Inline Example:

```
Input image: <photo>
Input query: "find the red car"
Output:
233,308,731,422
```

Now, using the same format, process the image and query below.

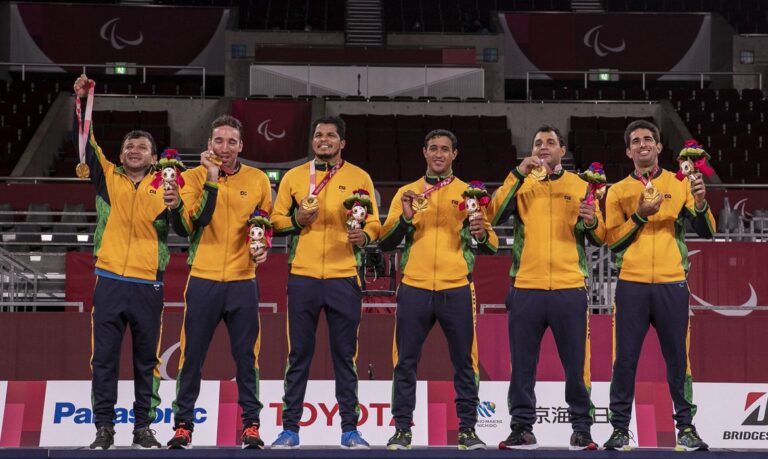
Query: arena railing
0,62,208,99
525,70,763,100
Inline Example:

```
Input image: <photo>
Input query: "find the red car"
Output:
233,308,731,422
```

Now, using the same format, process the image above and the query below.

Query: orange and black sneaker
242,423,264,449
167,422,193,449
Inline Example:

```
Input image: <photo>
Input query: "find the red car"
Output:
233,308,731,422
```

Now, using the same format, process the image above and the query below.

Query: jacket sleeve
169,170,218,237
605,186,646,253
487,168,525,225
270,172,302,236
682,178,716,238
378,187,412,252
258,173,274,215
474,215,499,254
361,174,382,245
583,182,607,246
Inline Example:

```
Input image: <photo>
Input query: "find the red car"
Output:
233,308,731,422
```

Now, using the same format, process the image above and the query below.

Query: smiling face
208,125,243,170
531,130,566,168
423,135,457,177
119,136,155,172
312,123,345,162
626,127,662,170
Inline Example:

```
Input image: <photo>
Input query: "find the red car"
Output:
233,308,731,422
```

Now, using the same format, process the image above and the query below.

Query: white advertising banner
474,382,637,448
258,380,429,447
694,383,768,448
39,381,219,447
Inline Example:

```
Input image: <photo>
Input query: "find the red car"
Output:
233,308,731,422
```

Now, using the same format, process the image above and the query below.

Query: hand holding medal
74,74,95,179
519,156,552,181
409,175,455,214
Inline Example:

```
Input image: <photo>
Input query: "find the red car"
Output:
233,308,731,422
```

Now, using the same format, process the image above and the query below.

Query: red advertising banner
230,100,312,163
501,12,710,79
2,312,767,383
687,242,767,315
10,4,227,73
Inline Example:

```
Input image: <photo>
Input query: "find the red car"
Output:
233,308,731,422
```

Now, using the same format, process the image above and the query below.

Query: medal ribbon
75,82,95,166
309,160,344,196
421,175,455,198
634,165,659,187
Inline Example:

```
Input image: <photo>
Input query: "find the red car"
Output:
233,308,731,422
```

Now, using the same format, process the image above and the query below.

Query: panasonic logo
53,402,207,424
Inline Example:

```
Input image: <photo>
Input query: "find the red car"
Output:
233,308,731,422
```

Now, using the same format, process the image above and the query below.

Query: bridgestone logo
723,431,768,440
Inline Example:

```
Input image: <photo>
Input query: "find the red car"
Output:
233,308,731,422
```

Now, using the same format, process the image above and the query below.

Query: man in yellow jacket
488,125,605,451
603,120,714,452
270,116,380,449
74,75,165,450
379,129,498,451
165,115,272,449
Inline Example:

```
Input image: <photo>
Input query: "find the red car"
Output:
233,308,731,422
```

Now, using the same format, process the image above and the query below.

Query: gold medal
75,162,90,179
411,196,429,213
206,151,223,167
529,166,547,181
301,195,319,211
642,184,661,203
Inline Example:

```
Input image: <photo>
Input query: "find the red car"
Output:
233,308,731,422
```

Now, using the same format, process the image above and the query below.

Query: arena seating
0,78,61,175
604,0,768,33
341,113,514,182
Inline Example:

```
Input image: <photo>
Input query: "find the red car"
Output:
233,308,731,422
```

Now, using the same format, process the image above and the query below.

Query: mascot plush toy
343,189,374,231
459,181,491,221
247,209,272,253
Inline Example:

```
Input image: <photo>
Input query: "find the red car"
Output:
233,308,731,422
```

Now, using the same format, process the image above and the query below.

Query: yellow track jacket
270,160,381,279
171,164,273,282
379,175,499,291
487,168,606,290
76,100,169,282
605,168,715,283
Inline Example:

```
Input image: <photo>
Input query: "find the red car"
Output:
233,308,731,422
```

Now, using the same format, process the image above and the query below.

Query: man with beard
165,115,272,449
487,125,604,451
270,116,380,449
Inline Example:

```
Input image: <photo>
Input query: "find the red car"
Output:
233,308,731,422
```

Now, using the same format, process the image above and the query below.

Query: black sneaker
242,423,264,449
89,425,115,450
458,428,486,450
499,425,538,450
386,428,413,450
167,422,193,449
676,427,709,451
569,431,597,451
603,427,632,451
132,426,161,449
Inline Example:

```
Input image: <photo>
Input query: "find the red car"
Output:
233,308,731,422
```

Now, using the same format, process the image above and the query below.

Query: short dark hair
531,124,565,148
423,129,458,150
210,114,243,139
312,116,346,140
624,120,660,147
122,130,157,156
